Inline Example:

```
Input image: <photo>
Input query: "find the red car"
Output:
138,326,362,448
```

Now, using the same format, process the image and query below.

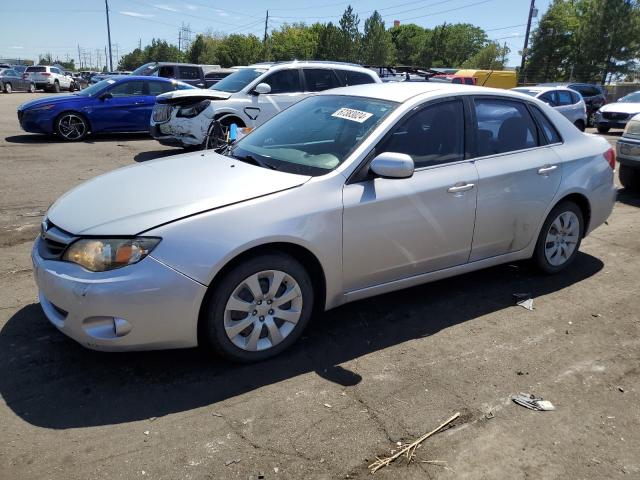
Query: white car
512,86,588,131
594,90,640,133
24,65,73,93
616,113,640,189
150,61,381,149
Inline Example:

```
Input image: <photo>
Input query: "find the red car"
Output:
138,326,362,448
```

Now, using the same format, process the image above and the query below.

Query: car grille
152,104,172,123
603,112,629,121
38,219,77,260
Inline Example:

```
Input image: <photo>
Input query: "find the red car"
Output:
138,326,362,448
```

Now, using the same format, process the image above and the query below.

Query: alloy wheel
223,270,303,352
57,114,86,140
544,211,580,266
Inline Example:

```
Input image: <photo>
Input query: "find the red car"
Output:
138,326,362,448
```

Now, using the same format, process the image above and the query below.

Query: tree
269,23,319,61
360,11,395,65
462,41,510,69
338,5,361,62
314,22,344,60
217,34,263,66
390,24,427,65
118,48,145,70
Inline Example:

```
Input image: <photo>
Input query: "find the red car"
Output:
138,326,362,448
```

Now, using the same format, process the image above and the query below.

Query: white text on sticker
332,108,373,123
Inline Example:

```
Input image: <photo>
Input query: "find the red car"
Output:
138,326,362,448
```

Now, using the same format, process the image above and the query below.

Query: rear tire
28,83,35,93
202,252,314,362
619,164,640,191
4,83,11,94
574,119,585,132
533,201,584,274
597,126,610,134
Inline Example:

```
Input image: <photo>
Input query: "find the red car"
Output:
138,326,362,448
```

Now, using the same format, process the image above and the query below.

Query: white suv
150,61,381,148
24,65,73,93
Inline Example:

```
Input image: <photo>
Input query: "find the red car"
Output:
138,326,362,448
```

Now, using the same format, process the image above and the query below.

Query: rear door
555,89,580,123
470,97,562,261
342,98,478,291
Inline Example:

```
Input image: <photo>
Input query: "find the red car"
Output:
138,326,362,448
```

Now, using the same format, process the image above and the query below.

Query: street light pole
519,0,536,85
105,0,114,71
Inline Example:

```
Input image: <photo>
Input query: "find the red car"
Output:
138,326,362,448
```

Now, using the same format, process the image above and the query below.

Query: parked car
17,76,195,141
131,62,225,88
0,68,35,93
539,82,606,126
89,71,130,84
615,113,640,190
150,61,381,149
454,69,517,89
512,86,587,130
32,83,615,361
24,65,73,92
64,71,88,91
593,90,640,133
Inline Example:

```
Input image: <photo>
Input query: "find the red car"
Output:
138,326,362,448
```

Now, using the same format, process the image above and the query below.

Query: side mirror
253,83,271,95
370,152,414,179
99,92,113,101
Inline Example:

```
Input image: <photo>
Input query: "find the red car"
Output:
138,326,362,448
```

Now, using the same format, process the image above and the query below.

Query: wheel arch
197,242,327,345
213,111,246,127
554,192,592,237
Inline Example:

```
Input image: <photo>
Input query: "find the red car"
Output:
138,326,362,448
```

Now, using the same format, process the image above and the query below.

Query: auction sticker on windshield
332,107,373,123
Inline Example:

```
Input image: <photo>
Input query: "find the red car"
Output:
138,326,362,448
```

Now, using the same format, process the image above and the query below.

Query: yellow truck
455,69,517,89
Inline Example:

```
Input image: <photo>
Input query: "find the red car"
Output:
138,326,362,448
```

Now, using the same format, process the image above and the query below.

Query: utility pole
263,10,269,44
178,29,182,52
105,0,114,71
77,44,82,69
139,38,142,50
519,0,536,85
105,47,108,70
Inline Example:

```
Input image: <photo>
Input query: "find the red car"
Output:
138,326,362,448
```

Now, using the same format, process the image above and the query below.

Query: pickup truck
130,62,235,89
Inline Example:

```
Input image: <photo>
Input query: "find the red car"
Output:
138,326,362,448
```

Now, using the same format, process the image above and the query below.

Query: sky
0,0,552,68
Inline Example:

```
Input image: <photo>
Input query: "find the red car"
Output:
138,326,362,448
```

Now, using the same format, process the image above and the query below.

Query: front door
470,97,562,261
342,99,478,292
249,69,306,127
89,80,146,132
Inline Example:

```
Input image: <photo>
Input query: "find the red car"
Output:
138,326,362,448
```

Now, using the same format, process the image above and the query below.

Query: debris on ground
323,403,332,408
513,293,534,310
618,386,625,393
512,393,556,411
368,412,460,474
225,459,241,466
211,412,223,417
143,430,150,435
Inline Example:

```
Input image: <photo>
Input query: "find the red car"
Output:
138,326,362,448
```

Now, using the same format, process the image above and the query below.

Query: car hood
600,102,640,114
19,94,85,110
157,89,233,103
47,151,311,235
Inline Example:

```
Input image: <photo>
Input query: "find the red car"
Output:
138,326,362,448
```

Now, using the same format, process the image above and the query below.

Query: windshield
131,62,158,76
229,95,397,176
619,92,640,103
512,88,541,97
210,68,265,93
75,78,117,96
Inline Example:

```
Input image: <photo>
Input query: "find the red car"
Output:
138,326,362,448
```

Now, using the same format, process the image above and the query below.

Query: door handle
447,183,475,193
538,165,558,175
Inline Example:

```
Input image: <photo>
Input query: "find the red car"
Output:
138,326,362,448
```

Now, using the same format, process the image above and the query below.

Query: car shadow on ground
0,253,603,429
134,149,184,162
4,133,152,144
616,187,640,208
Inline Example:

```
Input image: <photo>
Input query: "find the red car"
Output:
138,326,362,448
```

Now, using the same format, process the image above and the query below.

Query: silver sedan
32,83,616,361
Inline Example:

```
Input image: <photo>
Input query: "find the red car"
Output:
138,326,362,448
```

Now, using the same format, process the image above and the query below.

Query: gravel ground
1,92,638,480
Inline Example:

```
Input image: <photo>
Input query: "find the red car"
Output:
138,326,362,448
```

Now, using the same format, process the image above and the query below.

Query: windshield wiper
229,153,278,170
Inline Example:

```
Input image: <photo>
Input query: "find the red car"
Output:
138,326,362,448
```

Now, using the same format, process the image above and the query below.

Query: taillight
41,72,51,77
604,147,616,169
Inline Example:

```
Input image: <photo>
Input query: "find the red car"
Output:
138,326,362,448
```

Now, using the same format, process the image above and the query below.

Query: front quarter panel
146,174,346,310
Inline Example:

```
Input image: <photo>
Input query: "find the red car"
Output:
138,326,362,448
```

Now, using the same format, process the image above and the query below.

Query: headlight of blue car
177,100,211,118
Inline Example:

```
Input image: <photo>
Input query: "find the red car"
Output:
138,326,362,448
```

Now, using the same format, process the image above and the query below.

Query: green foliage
462,42,510,69
339,5,361,62
390,24,427,65
360,11,395,65
118,39,184,70
269,23,320,61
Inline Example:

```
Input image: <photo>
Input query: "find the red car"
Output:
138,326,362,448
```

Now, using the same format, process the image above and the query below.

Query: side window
538,91,557,107
108,81,145,97
158,65,175,78
303,69,340,92
474,98,539,156
263,69,301,94
337,70,375,86
570,91,581,104
50,68,60,75
5,69,16,76
530,106,562,144
557,90,574,106
178,66,200,80
464,78,474,85
147,80,175,96
381,100,465,168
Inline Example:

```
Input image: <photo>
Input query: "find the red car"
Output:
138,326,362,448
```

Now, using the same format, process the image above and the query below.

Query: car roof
513,86,575,93
251,60,372,73
317,82,527,103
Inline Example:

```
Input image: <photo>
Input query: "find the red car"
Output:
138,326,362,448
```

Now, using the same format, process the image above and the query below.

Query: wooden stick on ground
368,412,460,474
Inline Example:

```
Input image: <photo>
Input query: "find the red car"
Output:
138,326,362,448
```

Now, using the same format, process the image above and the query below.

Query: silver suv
24,65,73,93
150,61,381,148
512,86,588,131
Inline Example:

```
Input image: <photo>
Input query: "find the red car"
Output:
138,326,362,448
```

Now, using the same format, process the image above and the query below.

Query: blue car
17,76,195,141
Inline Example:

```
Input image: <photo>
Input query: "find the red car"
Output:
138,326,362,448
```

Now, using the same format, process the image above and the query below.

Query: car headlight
177,99,211,118
62,237,161,272
623,119,640,136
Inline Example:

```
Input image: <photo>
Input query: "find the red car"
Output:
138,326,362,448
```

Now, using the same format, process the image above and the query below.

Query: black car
0,68,35,93
539,82,607,126
130,62,229,88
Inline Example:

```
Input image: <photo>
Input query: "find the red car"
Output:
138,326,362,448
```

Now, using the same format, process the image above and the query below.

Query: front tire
54,112,89,141
202,253,314,362
28,83,35,93
597,126,610,134
619,164,640,190
533,201,584,274
4,83,11,94
52,81,60,93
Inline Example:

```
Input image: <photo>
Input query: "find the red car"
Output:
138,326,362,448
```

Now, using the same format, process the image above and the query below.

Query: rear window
303,69,340,92
26,66,47,72
178,66,200,80
512,88,542,98
530,106,562,144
